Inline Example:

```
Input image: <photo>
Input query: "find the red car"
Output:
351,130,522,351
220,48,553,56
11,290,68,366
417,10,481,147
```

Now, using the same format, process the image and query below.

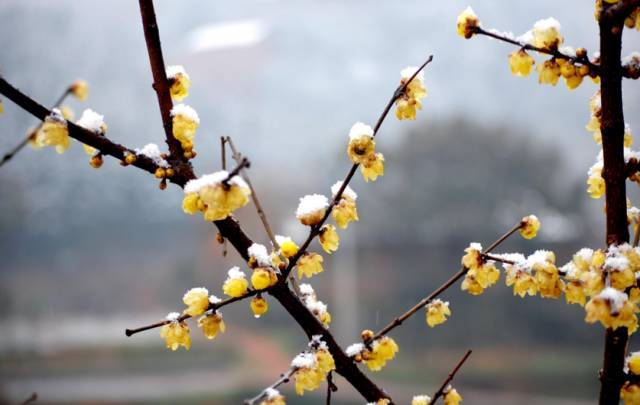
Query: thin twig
125,289,259,336
367,222,522,343
0,87,70,168
428,350,472,405
326,371,337,405
244,367,298,405
221,137,229,256
281,54,434,280
20,392,37,405
472,26,599,73
481,253,515,265
224,136,303,296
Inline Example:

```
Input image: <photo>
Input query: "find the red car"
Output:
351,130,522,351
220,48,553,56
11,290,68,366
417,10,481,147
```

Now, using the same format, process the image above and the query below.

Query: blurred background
1,0,640,404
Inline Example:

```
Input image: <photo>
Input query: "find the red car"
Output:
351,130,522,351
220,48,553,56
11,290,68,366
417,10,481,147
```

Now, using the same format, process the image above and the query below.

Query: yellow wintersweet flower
506,270,538,297
587,163,605,199
520,215,540,239
363,336,399,372
252,267,278,290
297,253,324,279
276,235,299,259
534,264,564,299
531,18,563,50
182,193,202,214
347,122,376,165
396,66,428,121
319,224,340,254
291,353,323,395
160,313,191,351
251,295,269,318
183,171,251,221
456,6,480,39
561,63,583,90
564,280,587,306
70,80,89,101
621,382,640,405
585,287,638,332
538,59,561,85
509,49,535,77
461,243,483,270
627,352,640,375
315,348,336,374
461,272,485,295
166,65,191,102
444,386,462,405
426,299,451,327
198,311,226,340
171,103,199,149
296,194,329,226
331,181,359,229
223,267,249,298
411,395,432,405
183,287,210,316
361,152,385,182
33,109,70,154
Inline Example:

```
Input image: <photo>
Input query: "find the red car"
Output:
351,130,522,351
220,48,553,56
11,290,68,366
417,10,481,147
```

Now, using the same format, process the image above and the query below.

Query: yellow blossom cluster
396,66,428,120
160,312,191,351
166,65,191,102
358,331,399,372
182,170,251,221
291,339,336,396
30,109,70,154
461,243,500,295
347,122,385,182
426,299,451,327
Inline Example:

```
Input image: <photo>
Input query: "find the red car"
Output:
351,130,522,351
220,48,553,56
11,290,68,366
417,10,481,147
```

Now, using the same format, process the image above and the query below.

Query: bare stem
244,367,298,405
282,55,434,280
428,350,472,405
368,222,522,342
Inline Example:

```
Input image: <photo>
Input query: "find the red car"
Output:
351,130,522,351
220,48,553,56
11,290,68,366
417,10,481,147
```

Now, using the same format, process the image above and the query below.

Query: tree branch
367,222,522,343
281,55,434,280
472,26,599,73
138,0,192,172
603,0,640,23
428,350,472,405
598,2,631,403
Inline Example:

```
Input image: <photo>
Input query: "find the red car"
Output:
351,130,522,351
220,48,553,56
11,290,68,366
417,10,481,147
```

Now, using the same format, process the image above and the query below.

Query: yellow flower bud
250,296,269,318
183,287,210,317
252,267,276,290
456,6,480,39
520,215,540,239
198,311,226,340
70,80,89,101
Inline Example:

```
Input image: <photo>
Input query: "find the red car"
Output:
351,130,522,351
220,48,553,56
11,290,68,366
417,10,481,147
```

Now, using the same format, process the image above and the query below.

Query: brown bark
598,4,630,404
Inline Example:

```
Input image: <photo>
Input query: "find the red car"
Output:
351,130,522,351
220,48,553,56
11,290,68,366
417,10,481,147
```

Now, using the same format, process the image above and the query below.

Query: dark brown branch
281,55,434,280
480,253,515,265
0,87,70,168
368,222,522,343
244,367,298,405
138,0,192,172
603,0,640,22
598,2,631,403
428,350,472,405
125,290,259,336
20,392,37,405
473,26,599,73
